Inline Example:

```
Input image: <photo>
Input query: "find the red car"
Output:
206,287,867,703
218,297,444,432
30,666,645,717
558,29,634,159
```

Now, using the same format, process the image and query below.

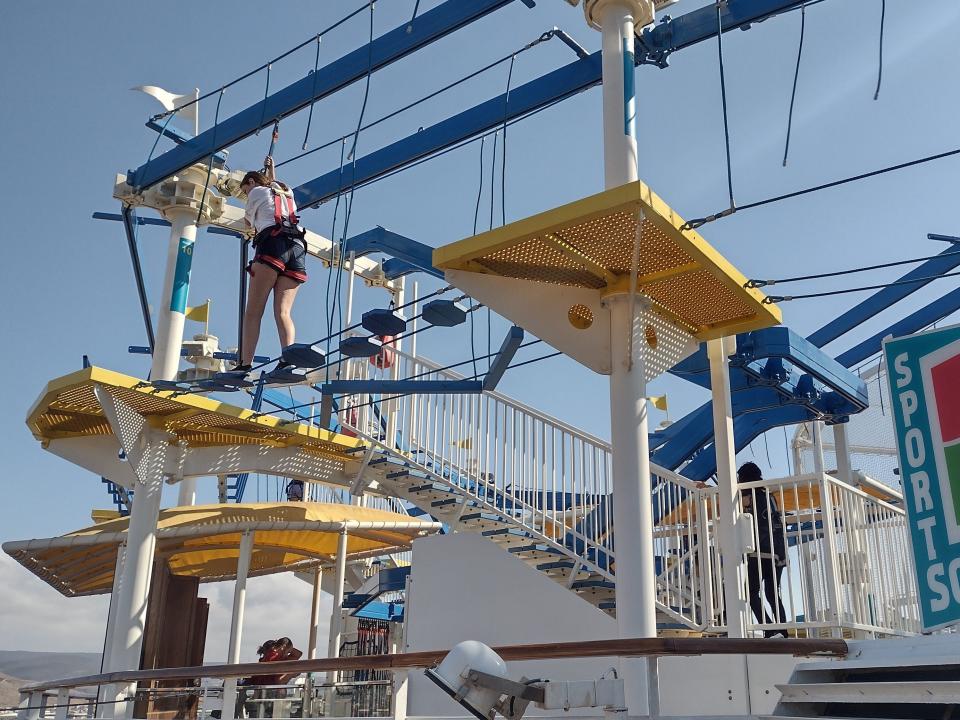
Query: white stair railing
338,345,709,627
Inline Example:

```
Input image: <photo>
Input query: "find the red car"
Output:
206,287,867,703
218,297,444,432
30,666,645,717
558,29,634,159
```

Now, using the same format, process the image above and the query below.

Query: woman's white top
245,183,298,234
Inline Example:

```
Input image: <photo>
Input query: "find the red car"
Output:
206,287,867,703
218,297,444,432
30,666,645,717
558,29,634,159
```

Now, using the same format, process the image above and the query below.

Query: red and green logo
927,347,960,526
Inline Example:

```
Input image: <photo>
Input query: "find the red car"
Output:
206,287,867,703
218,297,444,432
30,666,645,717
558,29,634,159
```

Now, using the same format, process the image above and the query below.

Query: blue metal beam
345,226,443,278
836,286,960,368
806,246,960,348
321,379,483,394
93,211,171,228
636,0,806,68
146,120,228,166
120,206,156,353
128,0,530,191
483,326,525,390
294,51,604,207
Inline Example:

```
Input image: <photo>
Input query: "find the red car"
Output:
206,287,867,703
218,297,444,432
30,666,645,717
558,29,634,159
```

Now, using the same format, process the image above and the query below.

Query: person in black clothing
738,462,789,638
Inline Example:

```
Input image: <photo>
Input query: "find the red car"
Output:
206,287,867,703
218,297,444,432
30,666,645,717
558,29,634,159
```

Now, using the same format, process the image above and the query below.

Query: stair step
776,681,960,704
459,512,514,532
509,544,564,562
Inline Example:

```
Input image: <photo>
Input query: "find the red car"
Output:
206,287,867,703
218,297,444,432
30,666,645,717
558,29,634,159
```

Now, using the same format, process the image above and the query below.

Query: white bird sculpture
131,85,199,136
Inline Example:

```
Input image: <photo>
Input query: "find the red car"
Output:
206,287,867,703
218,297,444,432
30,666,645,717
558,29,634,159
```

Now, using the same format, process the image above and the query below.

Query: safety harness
269,185,305,240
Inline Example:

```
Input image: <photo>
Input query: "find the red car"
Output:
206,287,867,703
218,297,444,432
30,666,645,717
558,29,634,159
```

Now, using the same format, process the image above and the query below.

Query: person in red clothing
242,638,303,717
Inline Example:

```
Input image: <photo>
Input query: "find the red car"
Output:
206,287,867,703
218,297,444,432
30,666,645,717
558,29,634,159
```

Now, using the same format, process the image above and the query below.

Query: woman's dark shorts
251,228,307,283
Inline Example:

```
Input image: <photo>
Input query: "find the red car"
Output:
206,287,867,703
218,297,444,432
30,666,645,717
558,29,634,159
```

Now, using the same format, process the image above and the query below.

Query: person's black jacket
750,488,788,566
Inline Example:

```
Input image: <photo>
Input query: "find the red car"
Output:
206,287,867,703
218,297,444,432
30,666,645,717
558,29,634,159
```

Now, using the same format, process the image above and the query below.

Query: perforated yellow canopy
3,503,440,597
27,366,361,459
433,181,781,339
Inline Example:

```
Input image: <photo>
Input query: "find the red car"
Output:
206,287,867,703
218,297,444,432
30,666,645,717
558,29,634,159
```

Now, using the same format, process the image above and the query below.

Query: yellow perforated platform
433,181,781,339
27,367,362,460
4,503,437,596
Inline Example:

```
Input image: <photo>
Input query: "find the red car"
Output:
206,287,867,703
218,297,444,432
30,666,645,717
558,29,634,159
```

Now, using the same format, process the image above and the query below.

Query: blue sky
1,0,959,653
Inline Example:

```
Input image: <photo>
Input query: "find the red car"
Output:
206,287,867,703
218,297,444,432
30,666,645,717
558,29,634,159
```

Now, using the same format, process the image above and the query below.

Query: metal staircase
334,345,714,630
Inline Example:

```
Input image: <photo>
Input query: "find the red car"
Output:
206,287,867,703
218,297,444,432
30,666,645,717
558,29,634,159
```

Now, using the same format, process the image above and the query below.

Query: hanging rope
302,34,323,150
329,0,376,354
195,88,226,225
406,0,422,33
489,131,499,230
278,29,558,171
501,54,516,227
716,1,737,214
873,0,886,101
473,136,486,234
782,5,805,167
256,64,272,135
762,270,960,304
746,249,960,288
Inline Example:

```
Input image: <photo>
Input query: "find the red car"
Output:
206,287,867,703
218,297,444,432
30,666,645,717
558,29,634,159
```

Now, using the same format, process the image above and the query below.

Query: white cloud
0,555,332,664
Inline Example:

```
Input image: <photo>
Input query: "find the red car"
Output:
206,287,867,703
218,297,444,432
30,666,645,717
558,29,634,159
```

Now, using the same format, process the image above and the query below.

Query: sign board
883,324,960,631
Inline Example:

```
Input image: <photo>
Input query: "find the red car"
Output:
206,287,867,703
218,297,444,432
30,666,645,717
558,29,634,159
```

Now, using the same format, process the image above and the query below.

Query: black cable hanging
195,88,226,225
684,145,960,231
302,34,323,150
746,249,960,288
473,136,486,235
716,1,737,215
256,63,272,135
762,269,960,304
782,5,805,167
873,0,886,101
278,29,558,171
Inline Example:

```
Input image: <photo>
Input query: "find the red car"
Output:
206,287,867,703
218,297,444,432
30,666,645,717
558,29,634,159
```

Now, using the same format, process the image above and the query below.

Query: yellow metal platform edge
26,366,364,452
432,180,782,333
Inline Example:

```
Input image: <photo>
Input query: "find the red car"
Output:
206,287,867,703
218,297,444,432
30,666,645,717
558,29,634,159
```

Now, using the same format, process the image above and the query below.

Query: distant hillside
0,652,101,683
0,673,25,708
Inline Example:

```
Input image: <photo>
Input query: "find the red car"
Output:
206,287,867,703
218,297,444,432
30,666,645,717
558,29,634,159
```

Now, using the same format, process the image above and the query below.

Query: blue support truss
127,0,533,191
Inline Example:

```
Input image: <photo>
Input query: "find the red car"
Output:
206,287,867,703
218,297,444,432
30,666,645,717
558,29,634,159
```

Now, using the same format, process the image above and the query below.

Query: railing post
18,691,42,720
813,422,843,636
707,336,749,637
54,689,69,720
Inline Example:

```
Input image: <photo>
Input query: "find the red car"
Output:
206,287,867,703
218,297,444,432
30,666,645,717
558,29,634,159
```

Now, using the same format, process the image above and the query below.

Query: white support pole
152,208,199,382
707,337,749,638
596,0,653,713
327,530,349,661
307,567,324,660
97,542,127,715
222,530,255,720
108,477,163,675
833,422,853,485
599,2,640,190
176,477,197,506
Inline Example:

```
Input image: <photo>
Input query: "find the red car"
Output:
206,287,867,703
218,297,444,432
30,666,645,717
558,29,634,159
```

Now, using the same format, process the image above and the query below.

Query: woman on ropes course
233,155,307,374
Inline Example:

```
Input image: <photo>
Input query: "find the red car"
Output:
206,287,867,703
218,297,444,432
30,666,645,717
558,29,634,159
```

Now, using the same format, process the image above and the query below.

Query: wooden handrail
21,637,847,693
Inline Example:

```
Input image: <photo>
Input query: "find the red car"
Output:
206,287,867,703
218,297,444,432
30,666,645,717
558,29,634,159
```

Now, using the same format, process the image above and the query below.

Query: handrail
21,637,847,693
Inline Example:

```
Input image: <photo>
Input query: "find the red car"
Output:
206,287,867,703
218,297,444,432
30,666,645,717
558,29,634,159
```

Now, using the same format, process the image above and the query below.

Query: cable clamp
744,279,771,289
761,295,788,305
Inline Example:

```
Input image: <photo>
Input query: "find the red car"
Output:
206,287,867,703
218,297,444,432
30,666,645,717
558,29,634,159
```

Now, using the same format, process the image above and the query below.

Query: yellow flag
648,395,668,412
185,300,210,323
452,437,473,449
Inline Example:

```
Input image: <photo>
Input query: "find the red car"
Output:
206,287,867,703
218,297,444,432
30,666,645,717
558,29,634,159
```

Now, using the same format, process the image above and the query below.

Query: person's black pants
746,556,787,636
